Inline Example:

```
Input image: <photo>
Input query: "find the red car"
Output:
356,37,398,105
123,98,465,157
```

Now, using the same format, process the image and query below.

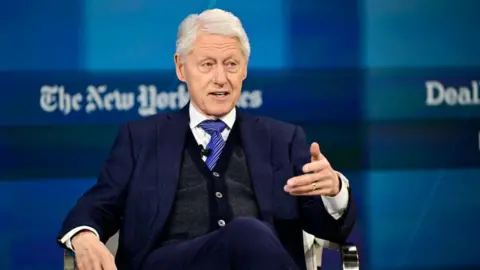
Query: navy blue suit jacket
58,105,356,270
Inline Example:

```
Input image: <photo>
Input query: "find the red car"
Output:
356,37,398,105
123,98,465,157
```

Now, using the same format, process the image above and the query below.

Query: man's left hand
284,142,340,197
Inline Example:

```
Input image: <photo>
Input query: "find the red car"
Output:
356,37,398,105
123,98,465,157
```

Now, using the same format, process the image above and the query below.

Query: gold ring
312,182,317,192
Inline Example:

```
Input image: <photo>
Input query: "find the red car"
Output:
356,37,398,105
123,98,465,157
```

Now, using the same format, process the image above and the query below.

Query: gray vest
158,130,260,246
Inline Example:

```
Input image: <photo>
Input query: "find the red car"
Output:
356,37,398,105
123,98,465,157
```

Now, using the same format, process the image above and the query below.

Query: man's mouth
209,91,230,97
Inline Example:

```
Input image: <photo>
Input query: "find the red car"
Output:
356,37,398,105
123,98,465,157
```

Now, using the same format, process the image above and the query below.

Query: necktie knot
199,120,227,135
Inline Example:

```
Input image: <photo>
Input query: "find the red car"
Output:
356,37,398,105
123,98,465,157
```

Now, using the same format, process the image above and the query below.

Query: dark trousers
142,217,300,270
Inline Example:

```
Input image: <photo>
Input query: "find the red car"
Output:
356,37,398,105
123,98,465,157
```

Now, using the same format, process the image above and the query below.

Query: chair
63,231,359,270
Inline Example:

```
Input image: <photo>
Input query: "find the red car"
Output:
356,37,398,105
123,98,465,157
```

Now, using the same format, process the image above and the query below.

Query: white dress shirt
61,103,350,250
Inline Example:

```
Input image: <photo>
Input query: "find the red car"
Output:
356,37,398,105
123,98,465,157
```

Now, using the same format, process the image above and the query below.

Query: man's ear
242,59,248,80
174,53,186,82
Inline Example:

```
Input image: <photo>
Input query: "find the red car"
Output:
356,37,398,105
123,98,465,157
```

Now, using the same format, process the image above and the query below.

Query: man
57,8,356,270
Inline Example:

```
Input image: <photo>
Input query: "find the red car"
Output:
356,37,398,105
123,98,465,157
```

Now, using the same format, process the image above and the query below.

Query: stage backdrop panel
1,0,480,269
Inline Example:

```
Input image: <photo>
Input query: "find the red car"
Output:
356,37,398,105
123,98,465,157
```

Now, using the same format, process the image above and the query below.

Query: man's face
175,34,247,117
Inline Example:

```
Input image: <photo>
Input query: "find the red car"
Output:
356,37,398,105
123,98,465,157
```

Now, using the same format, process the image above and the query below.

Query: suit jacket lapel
238,110,274,223
151,105,190,243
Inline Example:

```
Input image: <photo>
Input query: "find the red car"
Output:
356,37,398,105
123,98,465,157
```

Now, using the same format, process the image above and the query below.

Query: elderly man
57,8,356,270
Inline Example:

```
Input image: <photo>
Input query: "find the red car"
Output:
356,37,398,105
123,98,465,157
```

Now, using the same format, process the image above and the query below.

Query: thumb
310,142,322,162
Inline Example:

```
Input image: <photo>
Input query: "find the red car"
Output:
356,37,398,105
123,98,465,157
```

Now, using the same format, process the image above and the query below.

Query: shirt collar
189,102,236,130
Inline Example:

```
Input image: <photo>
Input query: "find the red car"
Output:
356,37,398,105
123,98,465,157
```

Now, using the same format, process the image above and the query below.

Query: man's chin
205,103,235,118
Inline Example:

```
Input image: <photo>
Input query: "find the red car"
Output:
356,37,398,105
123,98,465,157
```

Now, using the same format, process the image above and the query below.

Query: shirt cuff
60,226,100,251
321,171,350,220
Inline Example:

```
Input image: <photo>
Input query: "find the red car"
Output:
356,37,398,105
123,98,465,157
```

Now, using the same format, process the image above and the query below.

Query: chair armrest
64,249,76,270
314,239,359,270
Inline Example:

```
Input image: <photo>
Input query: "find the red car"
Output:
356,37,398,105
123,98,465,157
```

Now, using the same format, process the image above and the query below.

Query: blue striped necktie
199,120,227,170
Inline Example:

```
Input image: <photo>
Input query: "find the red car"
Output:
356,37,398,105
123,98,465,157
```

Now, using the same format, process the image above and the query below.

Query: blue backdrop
1,0,479,269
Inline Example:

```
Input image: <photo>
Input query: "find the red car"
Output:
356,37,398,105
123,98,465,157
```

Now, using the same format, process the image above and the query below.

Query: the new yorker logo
426,80,480,106
40,84,263,116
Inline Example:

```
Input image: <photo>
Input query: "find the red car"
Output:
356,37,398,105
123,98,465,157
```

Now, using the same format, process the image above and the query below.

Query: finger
86,247,103,270
100,249,117,270
76,257,98,270
75,253,91,270
102,258,117,270
286,174,314,189
93,260,103,270
286,170,331,188
105,262,118,270
89,254,103,270
310,142,323,162
286,178,331,194
75,259,86,270
105,255,118,270
302,159,329,174
290,186,332,196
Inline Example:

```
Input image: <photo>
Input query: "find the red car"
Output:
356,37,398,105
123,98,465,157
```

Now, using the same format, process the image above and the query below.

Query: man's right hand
71,230,117,270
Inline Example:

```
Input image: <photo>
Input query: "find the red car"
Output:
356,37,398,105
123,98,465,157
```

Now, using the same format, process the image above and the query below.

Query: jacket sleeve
57,123,136,247
290,125,357,243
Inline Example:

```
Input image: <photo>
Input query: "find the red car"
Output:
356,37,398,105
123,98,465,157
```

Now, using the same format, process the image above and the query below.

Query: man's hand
71,230,117,270
284,142,340,197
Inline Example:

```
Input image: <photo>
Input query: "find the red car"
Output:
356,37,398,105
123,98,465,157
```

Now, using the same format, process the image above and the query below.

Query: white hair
175,9,251,62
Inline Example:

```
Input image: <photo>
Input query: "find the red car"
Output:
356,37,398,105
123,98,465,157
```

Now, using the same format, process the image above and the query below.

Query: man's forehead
190,49,243,61
191,40,243,56
195,34,240,47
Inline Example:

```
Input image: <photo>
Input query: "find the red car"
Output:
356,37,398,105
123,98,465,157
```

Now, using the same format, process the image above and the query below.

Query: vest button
213,172,220,177
215,192,223,198
218,219,226,227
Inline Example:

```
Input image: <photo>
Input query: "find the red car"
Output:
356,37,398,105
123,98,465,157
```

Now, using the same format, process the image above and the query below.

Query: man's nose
213,65,228,85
